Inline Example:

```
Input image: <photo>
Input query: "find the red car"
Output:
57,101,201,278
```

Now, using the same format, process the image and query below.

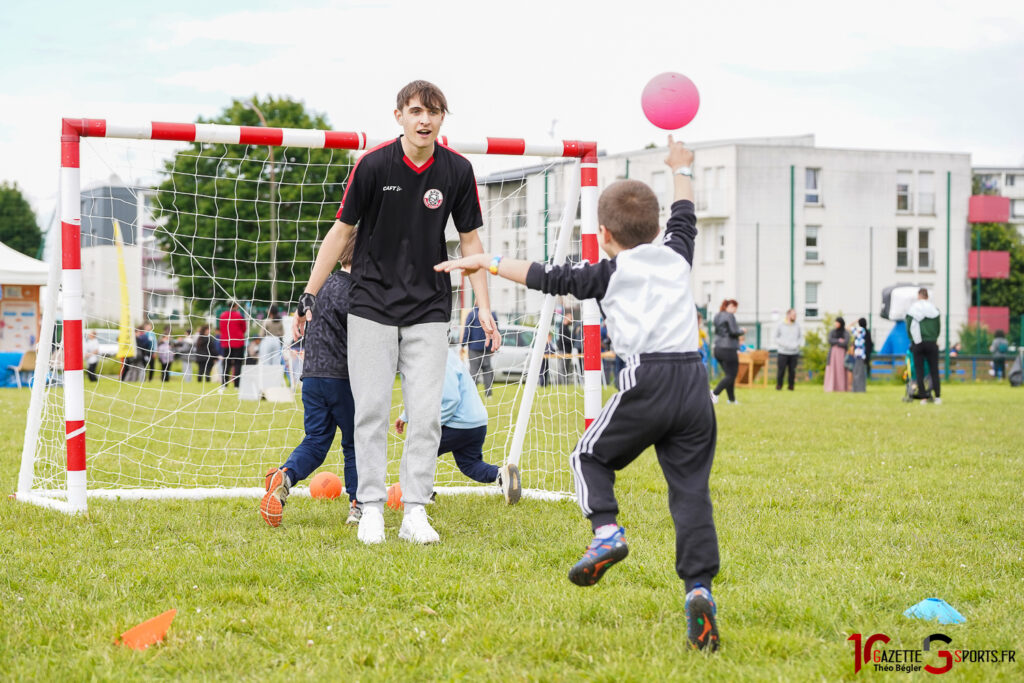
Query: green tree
154,97,352,312
0,182,42,258
802,311,841,381
957,321,993,356
969,222,1024,344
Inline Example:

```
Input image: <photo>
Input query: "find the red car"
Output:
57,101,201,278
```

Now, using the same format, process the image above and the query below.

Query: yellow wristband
489,255,502,275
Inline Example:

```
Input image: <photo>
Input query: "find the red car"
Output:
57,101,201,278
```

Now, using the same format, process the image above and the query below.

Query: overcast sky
2,0,1022,229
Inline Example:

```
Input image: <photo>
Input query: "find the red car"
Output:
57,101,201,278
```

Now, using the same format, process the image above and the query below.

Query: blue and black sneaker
568,526,629,586
685,585,719,651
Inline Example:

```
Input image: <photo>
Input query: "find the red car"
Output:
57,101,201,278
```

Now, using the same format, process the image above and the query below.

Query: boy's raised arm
663,135,697,265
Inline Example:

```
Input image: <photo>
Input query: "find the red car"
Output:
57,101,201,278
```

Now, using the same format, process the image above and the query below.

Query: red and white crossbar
61,118,596,159
50,118,599,512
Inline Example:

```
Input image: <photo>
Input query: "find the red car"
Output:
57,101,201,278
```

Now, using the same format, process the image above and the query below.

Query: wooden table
736,350,769,387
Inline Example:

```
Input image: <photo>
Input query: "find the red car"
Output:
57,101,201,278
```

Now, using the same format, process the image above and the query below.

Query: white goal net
20,113,600,511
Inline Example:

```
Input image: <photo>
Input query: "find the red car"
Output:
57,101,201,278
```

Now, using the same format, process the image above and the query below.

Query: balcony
695,188,728,218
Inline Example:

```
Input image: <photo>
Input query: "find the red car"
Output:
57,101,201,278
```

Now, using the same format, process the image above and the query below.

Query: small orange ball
386,482,403,511
310,471,343,499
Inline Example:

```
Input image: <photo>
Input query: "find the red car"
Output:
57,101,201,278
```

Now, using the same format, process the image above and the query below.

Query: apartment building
475,135,972,345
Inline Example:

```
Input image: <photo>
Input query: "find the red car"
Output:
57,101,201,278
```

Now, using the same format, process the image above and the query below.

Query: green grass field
2,381,1023,680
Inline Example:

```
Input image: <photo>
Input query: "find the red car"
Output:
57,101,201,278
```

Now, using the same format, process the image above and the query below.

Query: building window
897,171,912,212
805,282,819,318
805,225,821,262
976,174,999,192
515,238,527,259
702,222,715,263
1007,174,1016,187
546,169,561,220
711,166,725,214
507,195,527,231
897,228,911,269
805,168,821,204
716,225,725,263
651,170,667,212
918,171,935,215
918,229,933,270
1012,199,1024,218
696,167,712,211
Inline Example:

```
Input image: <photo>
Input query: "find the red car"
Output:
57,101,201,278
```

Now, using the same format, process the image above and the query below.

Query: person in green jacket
906,288,942,404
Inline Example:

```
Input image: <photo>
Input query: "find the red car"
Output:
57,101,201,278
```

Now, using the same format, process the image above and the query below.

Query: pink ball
641,72,700,130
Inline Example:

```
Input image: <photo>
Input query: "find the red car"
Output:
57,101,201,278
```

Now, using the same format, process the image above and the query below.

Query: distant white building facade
80,182,184,326
475,135,972,347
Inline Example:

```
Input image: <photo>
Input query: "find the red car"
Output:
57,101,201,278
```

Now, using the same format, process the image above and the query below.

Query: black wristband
297,292,317,318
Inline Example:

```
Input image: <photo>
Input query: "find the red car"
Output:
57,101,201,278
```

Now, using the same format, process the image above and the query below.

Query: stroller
901,349,933,402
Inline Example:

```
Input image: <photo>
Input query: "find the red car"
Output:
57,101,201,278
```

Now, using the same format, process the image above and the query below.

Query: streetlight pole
248,99,278,312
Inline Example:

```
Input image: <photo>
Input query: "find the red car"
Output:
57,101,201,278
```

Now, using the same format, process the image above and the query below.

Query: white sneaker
399,505,440,544
933,397,942,405
498,463,522,505
357,505,385,544
709,390,719,405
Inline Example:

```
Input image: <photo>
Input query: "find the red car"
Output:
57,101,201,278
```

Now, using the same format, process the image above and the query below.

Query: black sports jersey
302,270,353,380
336,137,483,326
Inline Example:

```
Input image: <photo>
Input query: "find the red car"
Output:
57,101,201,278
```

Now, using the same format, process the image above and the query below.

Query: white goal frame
16,118,603,514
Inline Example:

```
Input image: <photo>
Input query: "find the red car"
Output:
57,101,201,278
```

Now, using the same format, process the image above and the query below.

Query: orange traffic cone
118,609,176,650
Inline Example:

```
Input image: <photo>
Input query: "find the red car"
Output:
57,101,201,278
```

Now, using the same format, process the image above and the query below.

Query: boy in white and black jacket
436,137,720,652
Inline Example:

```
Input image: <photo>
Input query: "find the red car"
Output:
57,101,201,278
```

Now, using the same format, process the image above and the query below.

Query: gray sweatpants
348,315,448,507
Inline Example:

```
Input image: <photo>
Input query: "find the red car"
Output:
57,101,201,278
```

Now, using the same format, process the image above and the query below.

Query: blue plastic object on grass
903,598,966,624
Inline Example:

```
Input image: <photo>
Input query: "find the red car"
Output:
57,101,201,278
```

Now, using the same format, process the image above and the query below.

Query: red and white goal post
15,117,604,514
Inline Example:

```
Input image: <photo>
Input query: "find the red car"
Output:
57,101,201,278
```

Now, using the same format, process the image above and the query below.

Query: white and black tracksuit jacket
525,199,719,591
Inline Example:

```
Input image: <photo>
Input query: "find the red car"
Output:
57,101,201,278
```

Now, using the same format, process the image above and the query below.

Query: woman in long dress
850,318,868,392
824,317,850,392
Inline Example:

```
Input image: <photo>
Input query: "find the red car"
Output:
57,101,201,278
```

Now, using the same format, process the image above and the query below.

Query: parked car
491,324,537,381
85,328,120,357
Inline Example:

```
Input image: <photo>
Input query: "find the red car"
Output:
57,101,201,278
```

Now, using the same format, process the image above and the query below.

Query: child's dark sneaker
685,585,719,651
497,463,522,505
568,526,629,586
260,467,292,527
346,499,363,525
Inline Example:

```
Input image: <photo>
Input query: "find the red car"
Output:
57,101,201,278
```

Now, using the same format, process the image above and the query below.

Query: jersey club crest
423,189,444,209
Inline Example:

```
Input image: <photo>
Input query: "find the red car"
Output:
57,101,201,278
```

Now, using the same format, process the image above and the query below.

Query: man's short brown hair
340,228,357,268
396,80,449,114
598,179,661,249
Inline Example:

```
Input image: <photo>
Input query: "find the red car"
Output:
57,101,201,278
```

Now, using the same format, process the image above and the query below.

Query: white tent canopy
0,241,48,286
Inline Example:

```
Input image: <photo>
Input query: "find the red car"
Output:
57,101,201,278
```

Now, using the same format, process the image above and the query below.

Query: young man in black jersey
436,137,721,652
262,232,359,528
297,80,500,545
